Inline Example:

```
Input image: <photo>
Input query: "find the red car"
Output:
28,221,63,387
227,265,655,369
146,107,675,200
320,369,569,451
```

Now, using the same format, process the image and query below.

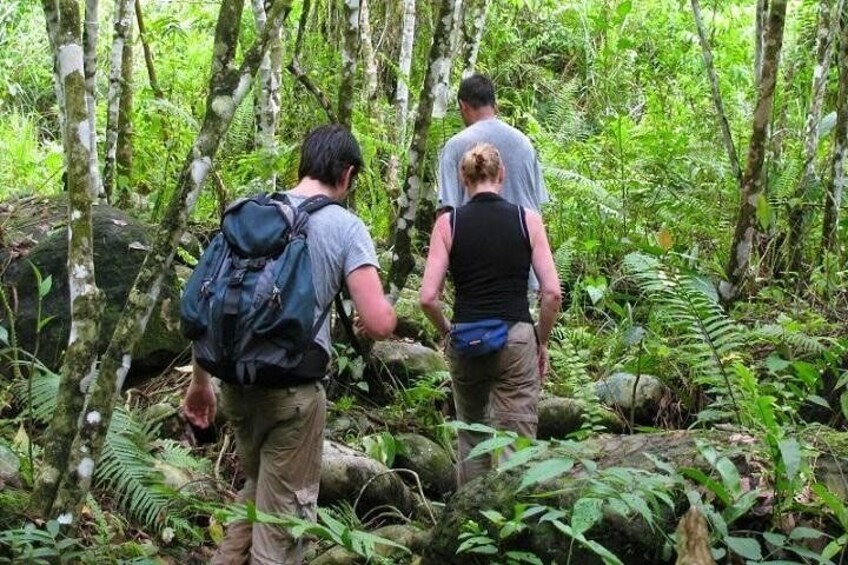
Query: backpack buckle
229,268,246,287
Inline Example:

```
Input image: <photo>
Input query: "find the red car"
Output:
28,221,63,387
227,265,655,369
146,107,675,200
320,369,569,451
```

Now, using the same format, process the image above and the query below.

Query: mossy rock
394,433,456,500
1,198,186,383
536,396,625,439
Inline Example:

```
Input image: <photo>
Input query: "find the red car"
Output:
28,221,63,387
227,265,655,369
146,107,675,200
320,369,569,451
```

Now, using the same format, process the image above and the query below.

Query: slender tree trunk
433,0,464,119
755,0,768,86
338,0,361,128
135,0,163,98
360,0,379,102
288,0,338,122
720,0,787,304
42,0,66,140
386,0,458,299
252,0,283,187
691,0,742,186
36,0,294,522
786,0,840,273
821,7,848,256
116,20,134,195
461,0,489,78
29,0,105,518
103,0,136,202
83,0,104,200
386,0,416,198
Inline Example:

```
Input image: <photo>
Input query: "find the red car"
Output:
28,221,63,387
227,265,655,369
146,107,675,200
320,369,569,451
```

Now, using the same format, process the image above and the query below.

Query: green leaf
756,194,771,229
497,443,548,473
480,509,505,525
504,551,544,565
762,532,786,547
615,0,632,20
725,536,762,560
789,526,825,541
835,371,848,390
778,438,801,483
714,457,742,498
519,458,574,490
840,391,848,421
680,467,731,506
571,498,603,536
466,435,515,460
38,275,52,299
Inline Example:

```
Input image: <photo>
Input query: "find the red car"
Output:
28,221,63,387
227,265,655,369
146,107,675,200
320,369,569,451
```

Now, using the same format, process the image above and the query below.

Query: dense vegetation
1,0,847,563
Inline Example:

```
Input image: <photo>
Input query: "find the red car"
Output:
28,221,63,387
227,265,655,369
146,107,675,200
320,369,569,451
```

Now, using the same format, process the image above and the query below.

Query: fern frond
749,323,828,356
543,166,622,217
623,252,745,421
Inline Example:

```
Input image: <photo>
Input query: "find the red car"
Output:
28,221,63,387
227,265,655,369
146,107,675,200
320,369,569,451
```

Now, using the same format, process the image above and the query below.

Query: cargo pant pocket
293,483,319,522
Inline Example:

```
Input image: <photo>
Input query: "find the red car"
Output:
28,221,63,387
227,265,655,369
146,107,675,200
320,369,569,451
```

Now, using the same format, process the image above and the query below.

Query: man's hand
538,346,550,384
183,378,216,429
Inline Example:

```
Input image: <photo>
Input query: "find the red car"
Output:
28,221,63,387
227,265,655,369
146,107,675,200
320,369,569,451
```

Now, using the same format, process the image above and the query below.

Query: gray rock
394,433,456,500
371,341,447,380
0,444,21,489
594,372,667,424
1,199,187,384
537,396,624,439
311,524,428,564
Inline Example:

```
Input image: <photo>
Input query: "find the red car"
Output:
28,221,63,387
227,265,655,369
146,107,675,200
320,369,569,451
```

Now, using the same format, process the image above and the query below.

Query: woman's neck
467,181,501,197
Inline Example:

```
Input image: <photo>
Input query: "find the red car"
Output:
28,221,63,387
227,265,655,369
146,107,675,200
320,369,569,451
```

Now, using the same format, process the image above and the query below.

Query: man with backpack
182,124,396,564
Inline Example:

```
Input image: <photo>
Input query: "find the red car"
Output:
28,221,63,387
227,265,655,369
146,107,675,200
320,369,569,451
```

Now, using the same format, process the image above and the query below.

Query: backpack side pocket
180,234,229,339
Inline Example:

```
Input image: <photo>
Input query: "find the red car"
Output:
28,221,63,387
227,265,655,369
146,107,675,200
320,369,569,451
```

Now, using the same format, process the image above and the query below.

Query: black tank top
449,192,532,323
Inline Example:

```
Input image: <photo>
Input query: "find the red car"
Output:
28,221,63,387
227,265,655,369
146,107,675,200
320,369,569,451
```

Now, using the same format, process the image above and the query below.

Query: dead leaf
128,241,150,251
111,219,128,227
656,228,673,251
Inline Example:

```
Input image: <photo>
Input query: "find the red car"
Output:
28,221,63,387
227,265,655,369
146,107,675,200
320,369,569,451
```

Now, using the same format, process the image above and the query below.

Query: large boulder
393,433,456,500
1,197,187,381
320,440,419,518
594,372,668,424
423,430,848,564
0,444,21,489
371,341,447,380
537,396,624,439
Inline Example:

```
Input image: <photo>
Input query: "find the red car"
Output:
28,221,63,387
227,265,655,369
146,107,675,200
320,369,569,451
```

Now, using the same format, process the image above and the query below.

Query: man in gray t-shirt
184,125,396,564
438,74,548,212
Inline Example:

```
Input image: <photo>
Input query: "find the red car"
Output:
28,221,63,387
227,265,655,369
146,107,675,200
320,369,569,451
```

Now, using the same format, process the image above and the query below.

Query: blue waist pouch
450,319,510,357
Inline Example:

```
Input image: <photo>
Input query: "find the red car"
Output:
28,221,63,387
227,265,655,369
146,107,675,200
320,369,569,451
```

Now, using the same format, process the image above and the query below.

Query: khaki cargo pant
448,322,540,486
212,380,326,565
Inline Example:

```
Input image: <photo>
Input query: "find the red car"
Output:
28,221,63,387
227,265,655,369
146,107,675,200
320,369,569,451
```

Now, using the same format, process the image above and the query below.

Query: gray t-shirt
437,117,549,211
285,192,379,355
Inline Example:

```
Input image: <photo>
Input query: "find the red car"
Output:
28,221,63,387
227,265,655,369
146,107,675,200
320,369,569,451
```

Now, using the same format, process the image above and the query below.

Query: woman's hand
538,345,550,383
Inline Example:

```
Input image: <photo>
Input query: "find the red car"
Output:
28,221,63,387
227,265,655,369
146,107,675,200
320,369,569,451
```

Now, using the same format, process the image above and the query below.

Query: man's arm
419,215,452,337
183,355,216,429
346,265,396,339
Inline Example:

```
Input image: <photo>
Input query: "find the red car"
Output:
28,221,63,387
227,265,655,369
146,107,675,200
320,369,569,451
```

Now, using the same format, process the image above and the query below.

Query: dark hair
460,143,501,187
298,124,363,186
457,74,496,109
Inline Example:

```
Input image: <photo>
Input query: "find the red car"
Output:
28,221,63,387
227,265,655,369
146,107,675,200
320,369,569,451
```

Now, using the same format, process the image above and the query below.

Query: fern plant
13,370,205,538
622,252,746,423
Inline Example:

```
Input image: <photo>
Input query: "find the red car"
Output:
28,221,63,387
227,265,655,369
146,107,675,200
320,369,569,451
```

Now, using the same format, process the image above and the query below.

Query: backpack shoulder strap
297,194,343,215
449,208,457,235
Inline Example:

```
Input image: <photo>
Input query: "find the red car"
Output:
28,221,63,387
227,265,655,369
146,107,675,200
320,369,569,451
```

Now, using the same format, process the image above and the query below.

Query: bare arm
346,265,396,339
419,214,452,337
526,210,561,345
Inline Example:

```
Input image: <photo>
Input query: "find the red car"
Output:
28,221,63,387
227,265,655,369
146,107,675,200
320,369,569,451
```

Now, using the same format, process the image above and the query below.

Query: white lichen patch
86,411,101,425
57,512,74,525
78,119,91,151
233,73,253,105
71,264,90,280
211,95,235,120
77,457,95,479
190,157,213,190
71,210,82,221
58,44,84,80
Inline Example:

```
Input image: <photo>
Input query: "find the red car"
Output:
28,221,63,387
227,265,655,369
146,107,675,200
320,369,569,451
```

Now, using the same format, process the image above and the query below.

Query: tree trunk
288,0,338,122
433,0,464,119
103,0,136,202
29,0,105,518
135,0,163,99
338,0,360,129
754,0,768,86
786,0,841,273
252,0,283,187
42,0,65,140
386,0,458,299
821,6,848,257
359,0,379,102
385,0,417,199
83,0,104,201
35,0,295,523
116,18,134,196
719,0,787,304
461,0,489,78
690,0,742,186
